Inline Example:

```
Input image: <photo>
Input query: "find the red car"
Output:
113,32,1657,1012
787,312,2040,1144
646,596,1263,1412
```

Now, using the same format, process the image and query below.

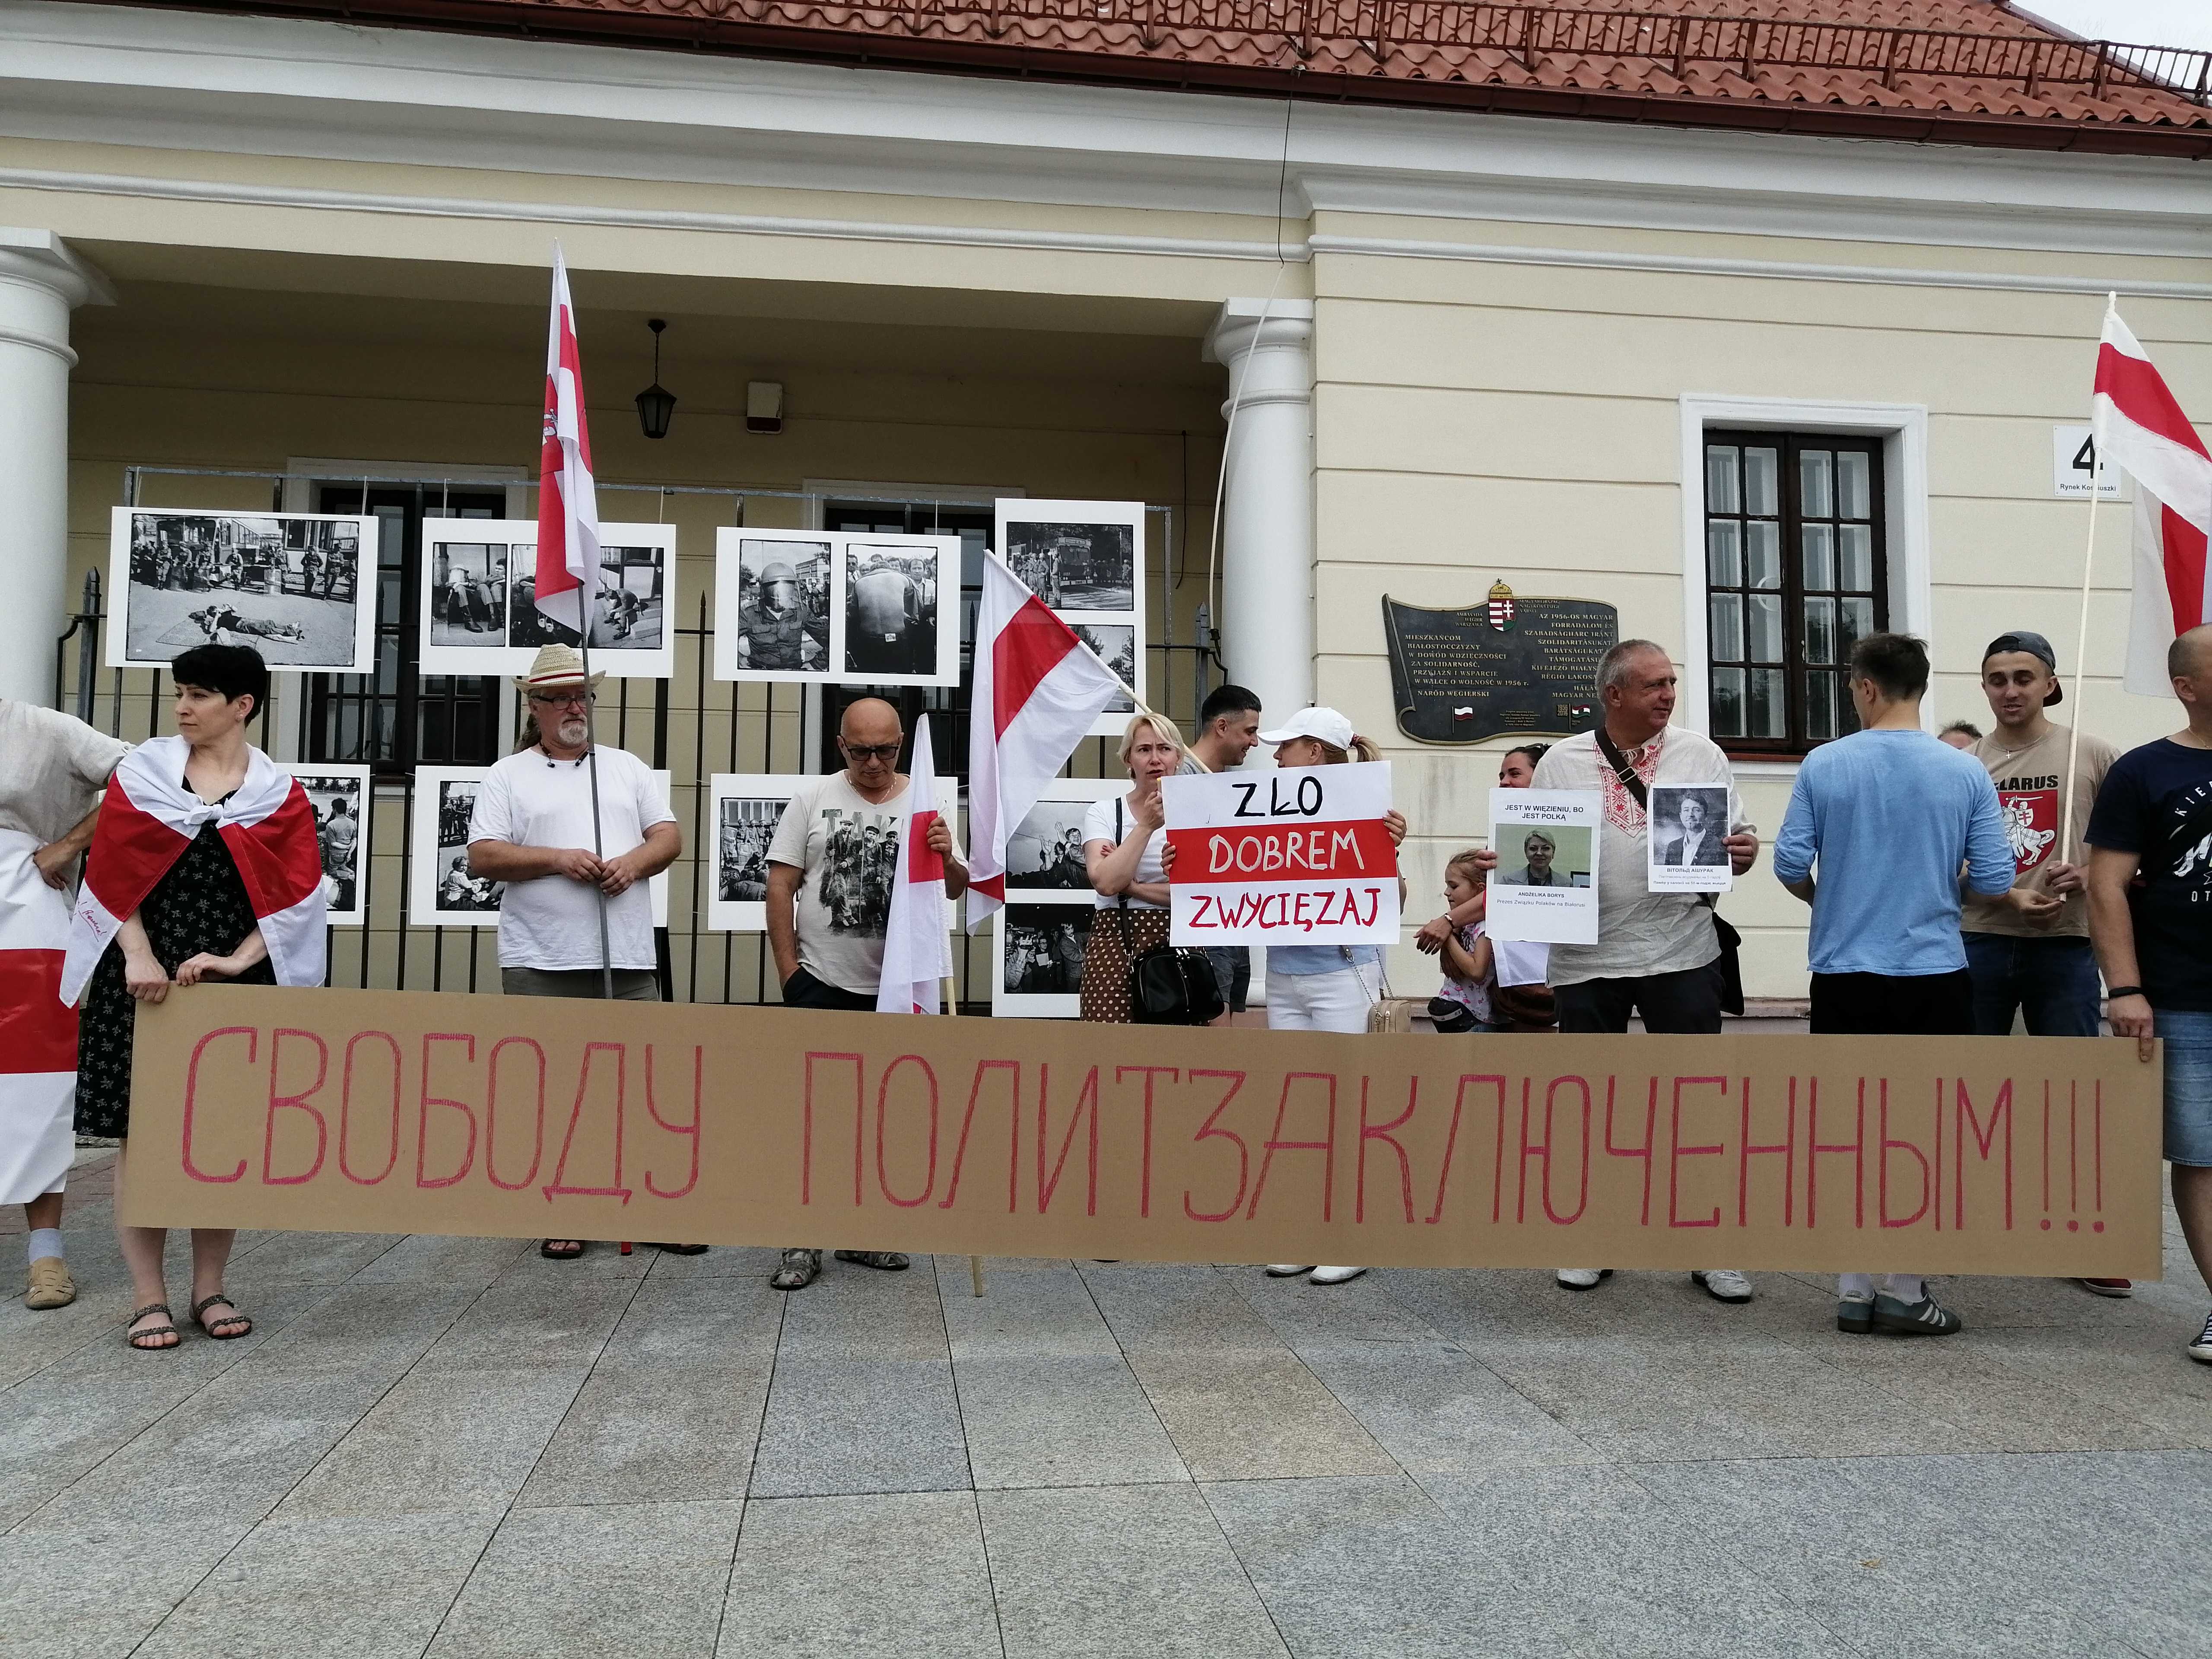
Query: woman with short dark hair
64,645,327,1351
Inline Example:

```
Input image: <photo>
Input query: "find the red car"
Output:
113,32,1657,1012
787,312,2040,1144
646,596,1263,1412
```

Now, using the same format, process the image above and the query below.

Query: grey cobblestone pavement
3,1151,2209,1658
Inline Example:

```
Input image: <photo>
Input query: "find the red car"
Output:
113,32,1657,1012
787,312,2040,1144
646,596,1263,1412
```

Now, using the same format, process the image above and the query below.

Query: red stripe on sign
992,595,1079,738
2099,345,2212,461
0,950,78,1074
1165,819,1399,884
2164,503,2211,634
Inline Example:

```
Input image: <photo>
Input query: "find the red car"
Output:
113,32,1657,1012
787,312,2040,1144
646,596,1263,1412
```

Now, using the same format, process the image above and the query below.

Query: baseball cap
1982,631,2063,706
1257,706,1358,750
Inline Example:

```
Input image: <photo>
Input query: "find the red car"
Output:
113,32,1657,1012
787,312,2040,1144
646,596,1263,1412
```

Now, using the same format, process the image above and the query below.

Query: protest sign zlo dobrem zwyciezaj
1160,761,1399,948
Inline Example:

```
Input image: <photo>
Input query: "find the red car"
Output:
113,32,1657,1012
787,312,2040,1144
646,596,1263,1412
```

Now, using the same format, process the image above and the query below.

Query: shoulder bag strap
1114,798,1136,948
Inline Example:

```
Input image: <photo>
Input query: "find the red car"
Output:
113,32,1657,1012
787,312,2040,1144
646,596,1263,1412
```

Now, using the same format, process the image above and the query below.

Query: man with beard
467,644,690,1263
764,697,967,1290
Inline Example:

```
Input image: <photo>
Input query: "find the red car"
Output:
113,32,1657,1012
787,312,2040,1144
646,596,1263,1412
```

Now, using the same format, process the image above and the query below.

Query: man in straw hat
467,643,695,1262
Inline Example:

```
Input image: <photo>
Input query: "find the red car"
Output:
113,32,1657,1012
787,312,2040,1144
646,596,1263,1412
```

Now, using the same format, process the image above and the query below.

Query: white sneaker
1692,1269,1754,1303
1555,1268,1611,1290
2190,1310,2212,1367
1308,1265,1367,1286
1265,1264,1315,1277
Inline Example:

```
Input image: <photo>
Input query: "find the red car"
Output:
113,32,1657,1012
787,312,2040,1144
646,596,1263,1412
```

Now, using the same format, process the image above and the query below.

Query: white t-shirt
1530,728,1747,988
0,700,130,845
468,747,674,972
1082,792,1167,910
768,772,964,996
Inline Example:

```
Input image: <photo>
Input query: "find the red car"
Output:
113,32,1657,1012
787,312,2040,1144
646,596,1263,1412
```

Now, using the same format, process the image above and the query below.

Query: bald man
2087,625,2212,1367
764,697,967,1290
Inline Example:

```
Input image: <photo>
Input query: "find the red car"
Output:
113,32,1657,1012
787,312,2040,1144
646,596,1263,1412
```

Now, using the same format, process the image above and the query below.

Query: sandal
192,1293,252,1339
833,1250,911,1272
649,1243,709,1255
127,1302,179,1351
540,1239,586,1259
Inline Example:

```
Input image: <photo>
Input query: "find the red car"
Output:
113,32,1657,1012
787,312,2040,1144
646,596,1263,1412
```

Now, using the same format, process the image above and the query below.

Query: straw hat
514,643,604,694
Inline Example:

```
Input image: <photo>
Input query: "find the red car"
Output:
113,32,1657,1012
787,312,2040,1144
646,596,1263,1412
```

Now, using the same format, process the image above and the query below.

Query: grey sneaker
833,1250,910,1272
1872,1291,1963,1336
1837,1294,1875,1334
772,1248,822,1291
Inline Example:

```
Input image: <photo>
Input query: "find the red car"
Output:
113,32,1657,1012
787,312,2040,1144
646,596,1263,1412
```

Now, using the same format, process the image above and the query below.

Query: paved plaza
3,1150,2209,1659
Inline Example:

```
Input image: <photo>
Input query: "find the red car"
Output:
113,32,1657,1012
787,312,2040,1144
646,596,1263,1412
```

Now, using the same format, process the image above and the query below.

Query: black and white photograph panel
712,529,837,683
1004,778,1122,893
408,768,503,927
835,534,960,686
286,763,371,927
109,508,377,671
586,534,675,677
993,903,1096,1019
1071,624,1138,717
706,774,800,933
1647,783,1735,893
998,502,1140,613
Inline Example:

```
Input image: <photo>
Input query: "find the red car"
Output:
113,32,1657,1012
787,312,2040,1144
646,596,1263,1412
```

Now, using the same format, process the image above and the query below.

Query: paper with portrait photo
1646,784,1734,893
1485,789,1599,946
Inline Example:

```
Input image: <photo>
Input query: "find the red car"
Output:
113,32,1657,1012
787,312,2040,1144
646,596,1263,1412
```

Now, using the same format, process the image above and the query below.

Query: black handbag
1594,728,1746,1017
1116,799,1225,1026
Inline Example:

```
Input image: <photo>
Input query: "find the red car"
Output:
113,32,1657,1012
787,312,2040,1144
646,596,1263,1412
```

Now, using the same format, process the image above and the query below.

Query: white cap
1256,706,1357,750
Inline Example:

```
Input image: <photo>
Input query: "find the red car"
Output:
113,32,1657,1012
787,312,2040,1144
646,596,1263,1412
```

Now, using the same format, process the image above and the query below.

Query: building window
307,484,508,774
1703,431,1886,755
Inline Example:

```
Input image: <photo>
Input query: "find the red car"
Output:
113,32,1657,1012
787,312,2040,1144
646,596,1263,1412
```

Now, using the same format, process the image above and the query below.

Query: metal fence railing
60,470,1210,1014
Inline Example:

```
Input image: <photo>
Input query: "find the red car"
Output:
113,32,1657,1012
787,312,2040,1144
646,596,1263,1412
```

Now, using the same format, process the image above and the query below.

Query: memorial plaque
1382,582,1618,744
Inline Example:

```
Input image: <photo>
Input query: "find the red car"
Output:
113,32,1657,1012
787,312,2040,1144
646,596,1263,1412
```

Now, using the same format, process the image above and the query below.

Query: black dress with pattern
75,821,277,1138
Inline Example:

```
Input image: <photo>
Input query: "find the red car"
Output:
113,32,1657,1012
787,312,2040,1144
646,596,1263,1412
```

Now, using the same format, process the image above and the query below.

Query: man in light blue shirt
1774,632,2016,1339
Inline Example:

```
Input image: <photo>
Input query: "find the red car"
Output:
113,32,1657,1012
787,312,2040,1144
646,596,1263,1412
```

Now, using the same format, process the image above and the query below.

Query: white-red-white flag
2094,305,2212,695
60,738,327,1005
876,715,955,1014
0,832,79,1206
966,549,1125,931
536,244,601,640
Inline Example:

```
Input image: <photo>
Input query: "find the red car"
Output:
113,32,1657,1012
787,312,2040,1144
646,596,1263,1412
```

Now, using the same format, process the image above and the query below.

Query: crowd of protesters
9,620,2209,1370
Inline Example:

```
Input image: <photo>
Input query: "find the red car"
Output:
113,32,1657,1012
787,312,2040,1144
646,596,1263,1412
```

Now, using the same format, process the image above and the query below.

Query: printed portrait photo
1649,785,1731,870
1496,824,1593,888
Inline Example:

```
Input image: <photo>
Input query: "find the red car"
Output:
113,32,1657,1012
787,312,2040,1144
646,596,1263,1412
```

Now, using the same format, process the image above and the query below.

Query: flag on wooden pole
536,244,601,640
877,714,955,1014
2094,306,2212,696
965,550,1125,931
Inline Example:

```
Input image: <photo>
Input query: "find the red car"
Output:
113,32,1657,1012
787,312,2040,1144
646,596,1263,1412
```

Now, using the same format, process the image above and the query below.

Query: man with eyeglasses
763,696,968,1290
467,643,690,1262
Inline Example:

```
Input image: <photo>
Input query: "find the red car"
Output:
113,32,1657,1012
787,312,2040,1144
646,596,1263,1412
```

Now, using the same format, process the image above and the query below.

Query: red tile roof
108,2,2212,156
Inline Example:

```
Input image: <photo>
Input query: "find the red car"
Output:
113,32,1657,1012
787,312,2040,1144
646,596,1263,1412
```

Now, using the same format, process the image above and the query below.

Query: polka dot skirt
1079,906,1170,1024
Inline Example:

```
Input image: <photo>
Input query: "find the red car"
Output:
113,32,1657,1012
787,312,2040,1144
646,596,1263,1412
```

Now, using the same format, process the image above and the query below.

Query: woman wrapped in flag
61,645,328,1352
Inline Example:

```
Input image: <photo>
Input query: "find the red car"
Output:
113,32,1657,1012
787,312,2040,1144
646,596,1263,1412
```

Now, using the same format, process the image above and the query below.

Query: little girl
1429,850,1502,1033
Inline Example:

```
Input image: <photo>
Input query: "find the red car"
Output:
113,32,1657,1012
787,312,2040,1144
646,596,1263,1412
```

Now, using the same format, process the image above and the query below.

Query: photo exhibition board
108,508,379,673
418,520,677,679
990,776,1123,1019
712,529,838,683
408,766,673,929
835,533,963,687
284,762,372,928
995,499,1147,738
706,773,802,932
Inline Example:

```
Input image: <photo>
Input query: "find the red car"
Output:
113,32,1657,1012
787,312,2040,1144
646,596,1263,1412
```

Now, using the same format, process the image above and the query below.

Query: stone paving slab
6,1184,2208,1659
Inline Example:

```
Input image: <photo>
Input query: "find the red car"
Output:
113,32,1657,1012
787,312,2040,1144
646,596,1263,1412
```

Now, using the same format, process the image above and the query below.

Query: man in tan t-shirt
1962,631,2117,1042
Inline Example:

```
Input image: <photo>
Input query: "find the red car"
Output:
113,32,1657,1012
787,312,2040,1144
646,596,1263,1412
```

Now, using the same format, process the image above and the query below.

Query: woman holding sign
1078,713,1189,1023
1166,706,1407,1287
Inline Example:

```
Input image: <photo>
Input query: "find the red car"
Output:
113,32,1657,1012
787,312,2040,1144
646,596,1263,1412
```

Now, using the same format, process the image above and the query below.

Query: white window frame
1677,396,1931,778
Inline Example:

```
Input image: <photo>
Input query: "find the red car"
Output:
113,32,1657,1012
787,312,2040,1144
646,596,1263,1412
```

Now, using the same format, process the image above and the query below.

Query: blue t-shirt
1773,728,2013,977
1270,944,1381,976
2085,737,2212,1012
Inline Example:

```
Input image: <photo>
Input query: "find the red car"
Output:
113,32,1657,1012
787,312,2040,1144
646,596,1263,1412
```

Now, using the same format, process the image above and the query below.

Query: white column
0,230,111,706
1205,298,1317,733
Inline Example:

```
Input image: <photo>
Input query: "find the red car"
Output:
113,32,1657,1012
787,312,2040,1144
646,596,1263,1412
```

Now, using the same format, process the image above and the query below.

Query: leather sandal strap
191,1293,238,1319
130,1302,172,1322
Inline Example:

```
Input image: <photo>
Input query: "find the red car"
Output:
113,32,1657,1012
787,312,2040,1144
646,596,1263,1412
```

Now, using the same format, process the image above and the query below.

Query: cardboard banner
121,987,2163,1277
1163,762,1399,947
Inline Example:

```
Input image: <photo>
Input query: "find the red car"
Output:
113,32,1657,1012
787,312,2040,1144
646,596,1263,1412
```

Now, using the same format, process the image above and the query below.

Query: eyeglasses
530,692,595,709
840,741,901,762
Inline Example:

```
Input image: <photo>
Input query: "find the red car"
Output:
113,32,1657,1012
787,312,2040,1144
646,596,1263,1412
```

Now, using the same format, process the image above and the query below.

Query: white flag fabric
0,831,79,1205
535,244,601,640
2094,306,2212,695
876,715,954,1014
965,549,1126,931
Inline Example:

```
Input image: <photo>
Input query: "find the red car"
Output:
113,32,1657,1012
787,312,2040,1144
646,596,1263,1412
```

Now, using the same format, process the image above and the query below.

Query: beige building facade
4,1,2209,1001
